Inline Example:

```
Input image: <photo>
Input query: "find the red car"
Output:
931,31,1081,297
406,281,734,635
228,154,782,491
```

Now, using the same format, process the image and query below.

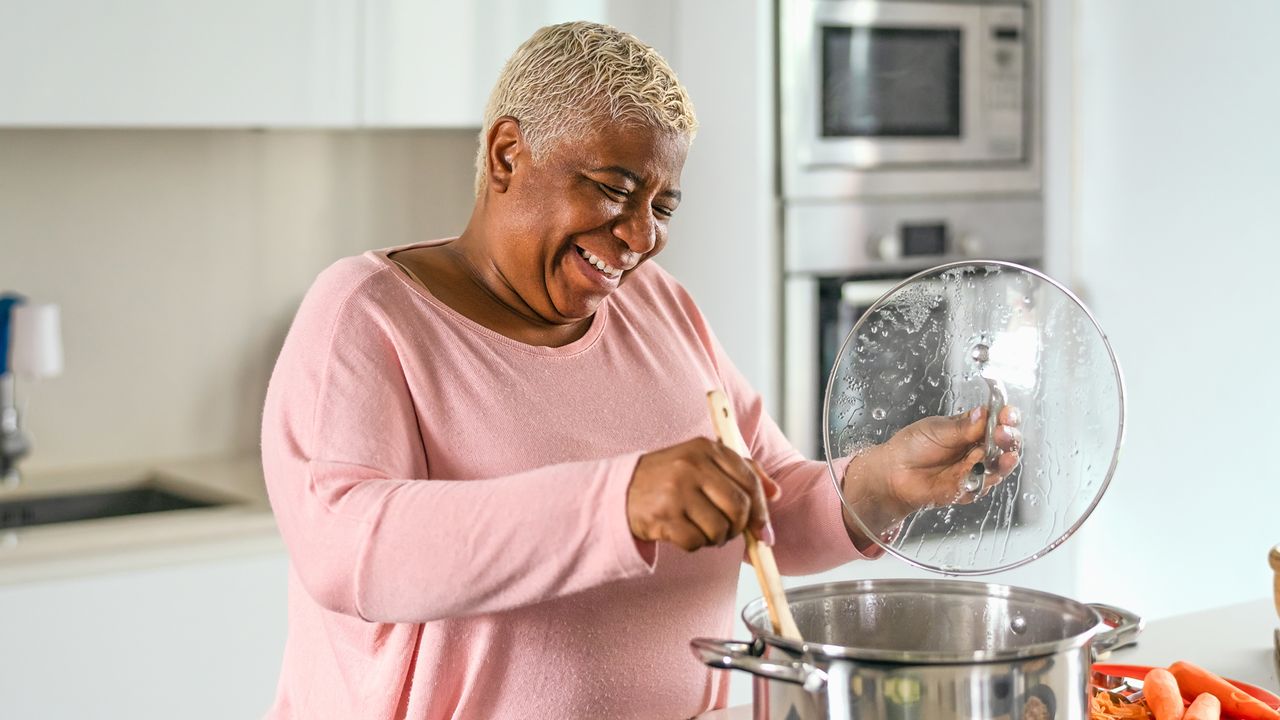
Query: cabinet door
362,0,612,128
0,551,289,720
0,0,359,126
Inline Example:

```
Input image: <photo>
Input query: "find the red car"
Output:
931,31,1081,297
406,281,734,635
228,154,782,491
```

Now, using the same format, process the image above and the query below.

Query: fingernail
969,406,984,424
766,478,783,501
1007,407,1022,424
760,522,776,546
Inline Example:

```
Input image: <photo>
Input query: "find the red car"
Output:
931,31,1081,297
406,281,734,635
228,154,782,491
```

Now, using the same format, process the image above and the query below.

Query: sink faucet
0,372,27,487
0,296,60,488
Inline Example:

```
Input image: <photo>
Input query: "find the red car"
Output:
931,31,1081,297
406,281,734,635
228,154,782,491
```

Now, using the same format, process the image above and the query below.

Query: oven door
787,0,1026,170
785,275,905,460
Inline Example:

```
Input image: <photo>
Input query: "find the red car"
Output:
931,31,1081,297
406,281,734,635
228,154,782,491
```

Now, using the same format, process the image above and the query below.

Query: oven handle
840,279,902,307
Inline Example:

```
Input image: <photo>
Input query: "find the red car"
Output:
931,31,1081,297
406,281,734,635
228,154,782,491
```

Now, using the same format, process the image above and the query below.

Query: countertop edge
0,455,285,586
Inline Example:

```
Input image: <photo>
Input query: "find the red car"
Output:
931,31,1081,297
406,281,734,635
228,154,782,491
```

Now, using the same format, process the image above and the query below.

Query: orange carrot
1145,667,1187,720
1185,693,1223,720
1168,662,1280,720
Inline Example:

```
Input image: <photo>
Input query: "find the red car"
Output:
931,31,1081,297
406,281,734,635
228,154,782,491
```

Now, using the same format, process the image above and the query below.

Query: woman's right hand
628,437,779,552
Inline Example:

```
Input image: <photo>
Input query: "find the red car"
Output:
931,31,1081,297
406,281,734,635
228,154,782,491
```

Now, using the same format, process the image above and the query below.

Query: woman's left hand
841,406,1021,542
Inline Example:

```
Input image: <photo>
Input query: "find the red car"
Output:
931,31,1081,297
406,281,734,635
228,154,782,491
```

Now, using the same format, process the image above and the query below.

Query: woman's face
497,121,688,324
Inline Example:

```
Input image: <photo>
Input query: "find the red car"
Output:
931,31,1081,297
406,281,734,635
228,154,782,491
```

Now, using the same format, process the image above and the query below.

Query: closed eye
653,204,675,218
598,183,629,200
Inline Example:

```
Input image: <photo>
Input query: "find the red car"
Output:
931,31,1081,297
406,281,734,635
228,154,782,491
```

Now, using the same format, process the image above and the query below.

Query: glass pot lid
824,261,1125,575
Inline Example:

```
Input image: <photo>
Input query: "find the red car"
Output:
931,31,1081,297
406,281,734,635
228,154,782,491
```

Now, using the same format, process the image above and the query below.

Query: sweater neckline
369,239,610,358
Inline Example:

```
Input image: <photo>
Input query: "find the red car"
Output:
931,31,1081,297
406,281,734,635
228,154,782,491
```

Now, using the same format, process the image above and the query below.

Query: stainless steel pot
692,579,1142,720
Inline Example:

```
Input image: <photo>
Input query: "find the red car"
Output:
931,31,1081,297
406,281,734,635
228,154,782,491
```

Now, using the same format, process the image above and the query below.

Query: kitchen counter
698,597,1280,719
0,455,281,585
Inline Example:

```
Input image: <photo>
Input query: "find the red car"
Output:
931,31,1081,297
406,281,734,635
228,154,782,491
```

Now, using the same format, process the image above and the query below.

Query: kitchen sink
0,485,229,530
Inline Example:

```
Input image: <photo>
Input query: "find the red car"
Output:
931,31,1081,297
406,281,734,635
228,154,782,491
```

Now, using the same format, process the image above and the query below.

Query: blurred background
0,0,1277,716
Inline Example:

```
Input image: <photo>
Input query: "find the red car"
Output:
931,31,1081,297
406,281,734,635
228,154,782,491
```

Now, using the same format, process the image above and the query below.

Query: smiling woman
259,20,1018,720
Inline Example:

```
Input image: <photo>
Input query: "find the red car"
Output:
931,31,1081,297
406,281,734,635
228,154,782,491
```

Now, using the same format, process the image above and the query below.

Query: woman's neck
395,228,593,348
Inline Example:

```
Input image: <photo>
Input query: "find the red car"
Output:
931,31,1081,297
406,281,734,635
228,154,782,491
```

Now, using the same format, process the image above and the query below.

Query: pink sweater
260,240,864,720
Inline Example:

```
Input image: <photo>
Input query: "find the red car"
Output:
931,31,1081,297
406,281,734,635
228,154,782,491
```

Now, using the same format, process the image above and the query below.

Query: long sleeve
261,263,655,625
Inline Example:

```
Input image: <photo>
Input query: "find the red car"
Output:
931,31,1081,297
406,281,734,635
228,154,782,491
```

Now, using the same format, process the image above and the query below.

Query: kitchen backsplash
0,128,476,472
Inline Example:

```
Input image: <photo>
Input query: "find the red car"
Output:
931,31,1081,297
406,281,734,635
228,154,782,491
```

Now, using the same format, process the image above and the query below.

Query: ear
484,116,525,194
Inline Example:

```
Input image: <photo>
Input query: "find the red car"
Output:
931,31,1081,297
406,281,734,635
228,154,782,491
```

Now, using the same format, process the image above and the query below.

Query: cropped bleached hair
474,21,698,195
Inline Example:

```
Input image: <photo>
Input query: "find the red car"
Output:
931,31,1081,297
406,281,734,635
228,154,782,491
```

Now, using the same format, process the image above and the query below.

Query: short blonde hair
474,21,698,195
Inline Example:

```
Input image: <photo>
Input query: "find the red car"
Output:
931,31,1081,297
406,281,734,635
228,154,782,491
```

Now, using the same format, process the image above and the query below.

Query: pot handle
1089,603,1144,656
690,637,828,693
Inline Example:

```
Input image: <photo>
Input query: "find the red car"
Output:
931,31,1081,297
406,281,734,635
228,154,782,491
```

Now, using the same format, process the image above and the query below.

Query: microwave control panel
981,4,1027,160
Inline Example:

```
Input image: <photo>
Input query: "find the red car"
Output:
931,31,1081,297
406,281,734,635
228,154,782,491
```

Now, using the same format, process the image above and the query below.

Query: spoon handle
707,390,803,642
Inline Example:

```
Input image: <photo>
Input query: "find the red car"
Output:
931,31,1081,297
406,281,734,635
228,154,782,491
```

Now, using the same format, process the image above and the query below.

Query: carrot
1145,667,1187,720
1168,661,1280,720
1185,693,1223,720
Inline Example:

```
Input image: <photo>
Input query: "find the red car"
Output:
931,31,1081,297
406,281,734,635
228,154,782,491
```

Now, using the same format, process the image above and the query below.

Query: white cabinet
0,550,289,720
0,0,672,128
0,0,360,127
363,0,609,127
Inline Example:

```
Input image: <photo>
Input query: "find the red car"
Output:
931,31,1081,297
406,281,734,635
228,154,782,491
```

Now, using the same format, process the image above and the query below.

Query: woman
261,21,1019,720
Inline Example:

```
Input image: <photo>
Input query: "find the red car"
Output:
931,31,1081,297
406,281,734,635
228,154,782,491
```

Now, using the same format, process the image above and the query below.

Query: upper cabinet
0,0,671,128
363,0,609,127
0,0,360,127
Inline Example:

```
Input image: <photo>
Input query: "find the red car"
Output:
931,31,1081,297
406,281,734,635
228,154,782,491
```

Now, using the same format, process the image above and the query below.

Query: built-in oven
782,201,1043,460
780,0,1041,199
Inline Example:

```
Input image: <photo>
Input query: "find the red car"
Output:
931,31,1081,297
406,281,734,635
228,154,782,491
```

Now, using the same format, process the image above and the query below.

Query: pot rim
743,578,1106,664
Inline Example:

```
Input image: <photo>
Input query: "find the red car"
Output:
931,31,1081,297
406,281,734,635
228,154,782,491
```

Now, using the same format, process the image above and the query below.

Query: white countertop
698,597,1280,719
0,455,281,585
1106,597,1278,690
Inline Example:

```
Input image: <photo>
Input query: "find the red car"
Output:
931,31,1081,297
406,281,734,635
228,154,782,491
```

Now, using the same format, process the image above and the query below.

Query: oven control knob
959,234,985,257
876,234,903,262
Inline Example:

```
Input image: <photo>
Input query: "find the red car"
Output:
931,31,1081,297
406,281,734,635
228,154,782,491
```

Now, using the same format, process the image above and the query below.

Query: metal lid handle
962,343,1009,495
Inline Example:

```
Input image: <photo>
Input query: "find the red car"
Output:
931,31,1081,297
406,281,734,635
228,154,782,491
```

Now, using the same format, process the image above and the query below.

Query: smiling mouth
575,246,623,279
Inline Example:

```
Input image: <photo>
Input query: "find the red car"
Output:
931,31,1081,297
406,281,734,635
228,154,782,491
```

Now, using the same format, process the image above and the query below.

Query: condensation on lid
823,261,1124,575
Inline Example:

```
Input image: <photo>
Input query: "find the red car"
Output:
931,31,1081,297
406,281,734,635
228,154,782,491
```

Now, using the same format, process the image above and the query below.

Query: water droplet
872,407,887,420
1010,614,1028,635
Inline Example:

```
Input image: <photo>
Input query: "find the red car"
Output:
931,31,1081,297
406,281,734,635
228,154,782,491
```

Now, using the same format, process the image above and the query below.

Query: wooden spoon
1269,544,1280,618
706,389,803,642
1269,544,1280,682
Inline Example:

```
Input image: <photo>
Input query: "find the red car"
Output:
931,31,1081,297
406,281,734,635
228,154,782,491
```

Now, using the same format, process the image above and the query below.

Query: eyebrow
591,165,682,201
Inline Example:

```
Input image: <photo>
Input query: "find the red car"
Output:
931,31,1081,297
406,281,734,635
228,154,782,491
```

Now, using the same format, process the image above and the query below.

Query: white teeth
577,247,622,279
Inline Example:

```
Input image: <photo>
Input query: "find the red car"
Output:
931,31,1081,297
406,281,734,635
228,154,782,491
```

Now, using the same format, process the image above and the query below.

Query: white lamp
10,303,64,379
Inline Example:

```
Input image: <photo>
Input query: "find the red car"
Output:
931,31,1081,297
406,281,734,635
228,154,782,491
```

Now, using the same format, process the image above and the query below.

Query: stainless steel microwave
780,0,1042,199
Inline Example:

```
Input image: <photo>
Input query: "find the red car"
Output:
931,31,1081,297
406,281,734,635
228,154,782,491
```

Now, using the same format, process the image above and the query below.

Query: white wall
664,0,780,410
0,129,476,472
1071,0,1280,619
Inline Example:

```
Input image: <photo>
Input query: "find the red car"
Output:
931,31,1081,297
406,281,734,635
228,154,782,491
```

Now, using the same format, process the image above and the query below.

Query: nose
611,207,658,255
